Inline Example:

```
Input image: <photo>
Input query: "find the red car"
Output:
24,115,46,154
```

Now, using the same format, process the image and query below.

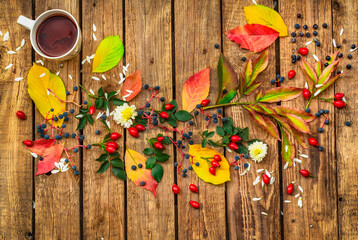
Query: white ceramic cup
17,9,82,61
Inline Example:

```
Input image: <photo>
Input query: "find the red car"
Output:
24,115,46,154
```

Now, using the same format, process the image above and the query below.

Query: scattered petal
36,59,44,66
265,169,271,178
342,96,346,102
270,176,275,184
350,48,357,53
68,74,72,80
56,71,60,76
304,82,308,89
261,212,268,216
96,112,104,120
305,41,312,46
298,185,304,193
313,54,319,62
102,74,106,80
93,23,97,32
283,161,289,170
3,31,9,41
90,89,95,95
298,197,303,208
16,46,21,51
284,200,291,203
314,89,321,96
92,76,100,81
332,39,336,48
39,73,46,78
340,28,344,36
315,84,323,88
293,158,302,163
253,197,262,201
5,63,13,70
30,152,38,158
14,77,23,81
253,176,261,185
81,59,87,65
76,114,84,119
20,39,25,47
256,169,264,173
295,193,300,198
8,50,16,54
92,33,97,41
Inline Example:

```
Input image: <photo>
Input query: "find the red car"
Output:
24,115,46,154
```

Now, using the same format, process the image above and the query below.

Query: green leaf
167,114,177,127
259,87,302,103
216,54,239,104
174,110,193,122
110,152,120,158
316,73,342,94
244,81,263,95
112,167,127,180
162,99,177,113
98,87,104,97
216,126,225,137
202,130,208,136
315,61,322,78
96,160,110,173
134,114,148,127
280,126,295,165
95,98,103,109
202,138,207,148
222,136,230,144
244,58,253,85
238,72,246,95
273,106,316,122
100,120,111,131
152,164,163,183
235,144,248,155
249,48,269,85
162,136,172,145
92,35,124,73
239,127,249,141
112,98,127,106
300,58,317,92
96,154,109,162
145,156,156,169
155,152,170,162
86,114,94,125
206,131,215,138
111,158,124,168
318,59,341,84
223,117,233,134
285,114,311,134
107,91,118,99
143,148,154,156
104,100,110,110
76,117,87,130
208,140,219,147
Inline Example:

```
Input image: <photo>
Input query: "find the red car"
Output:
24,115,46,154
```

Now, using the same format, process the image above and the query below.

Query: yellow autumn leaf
27,63,66,127
189,145,230,185
244,5,288,37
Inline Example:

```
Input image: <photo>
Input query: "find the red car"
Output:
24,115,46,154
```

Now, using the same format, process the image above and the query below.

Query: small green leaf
208,140,219,147
96,154,108,162
143,148,154,156
112,167,126,180
259,87,302,103
235,144,248,155
174,110,193,122
239,127,249,141
100,120,111,131
111,158,124,168
216,54,239,104
76,117,87,130
162,136,172,145
155,152,170,162
104,100,110,110
145,156,156,169
107,91,118,99
110,152,120,158
222,136,230,144
95,98,103,109
98,87,104,97
216,126,225,136
203,130,208,136
112,98,127,106
86,114,94,125
202,138,207,148
223,117,233,134
206,131,215,138
167,115,177,127
96,160,110,173
152,164,163,183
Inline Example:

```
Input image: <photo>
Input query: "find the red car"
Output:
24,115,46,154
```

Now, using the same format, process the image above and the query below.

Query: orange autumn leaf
125,148,158,197
182,68,210,112
121,70,142,101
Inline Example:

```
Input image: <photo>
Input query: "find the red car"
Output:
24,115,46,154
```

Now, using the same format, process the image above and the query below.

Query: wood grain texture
222,1,281,239
33,1,81,239
82,1,125,239
174,0,225,239
333,0,358,239
125,0,175,239
279,0,337,239
0,0,33,239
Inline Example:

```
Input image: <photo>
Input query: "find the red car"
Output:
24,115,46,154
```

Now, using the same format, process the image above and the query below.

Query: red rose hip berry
228,142,239,150
308,137,319,147
128,127,139,138
210,160,220,168
334,93,344,100
213,154,222,162
209,167,216,176
262,173,270,185
230,135,241,143
165,104,175,110
299,169,316,178
154,142,165,150
286,183,294,195
16,110,27,120
298,47,309,56
107,141,119,149
189,184,198,193
201,99,210,107
333,100,346,108
160,112,169,119
135,124,146,132
172,184,180,194
157,136,164,142
302,88,311,100
22,140,33,147
106,145,116,154
288,70,296,79
88,106,95,115
110,132,122,141
189,200,200,209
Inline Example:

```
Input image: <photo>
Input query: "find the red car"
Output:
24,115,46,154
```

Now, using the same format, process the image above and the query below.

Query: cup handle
17,15,35,30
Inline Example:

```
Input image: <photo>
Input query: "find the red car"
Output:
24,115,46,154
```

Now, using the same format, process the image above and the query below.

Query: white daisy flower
52,158,69,174
110,103,138,128
248,141,268,162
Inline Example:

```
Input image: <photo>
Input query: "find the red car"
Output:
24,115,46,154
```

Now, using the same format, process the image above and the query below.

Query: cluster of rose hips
333,93,346,108
104,132,122,153
227,135,242,151
206,154,223,176
172,183,200,209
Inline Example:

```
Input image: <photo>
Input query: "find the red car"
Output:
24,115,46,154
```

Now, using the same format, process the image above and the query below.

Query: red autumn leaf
182,67,210,112
121,70,142,101
35,144,64,175
226,24,279,53
25,139,56,155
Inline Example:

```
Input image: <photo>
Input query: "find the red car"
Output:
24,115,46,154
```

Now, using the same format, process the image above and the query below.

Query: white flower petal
253,176,260,185
350,48,357,52
8,50,16,54
51,169,60,174
68,74,72,80
313,54,319,62
305,41,312,46
16,46,21,51
298,197,303,208
315,84,323,88
314,89,321,96
92,33,97,41
252,0,258,5
102,74,106,80
5,64,13,70
270,176,275,185
295,193,300,198
293,158,302,163
30,152,38,158
284,161,289,170
253,197,262,201
90,89,95,95
284,200,291,203
298,185,304,193
39,73,46,78
261,212,268,216
332,39,336,48
305,82,308,89
76,114,84,119
3,32,9,41
92,23,97,32
265,169,271,178
56,71,60,76
92,76,100,81
20,39,25,47
96,112,104,120
256,169,264,173
14,77,23,82
36,59,44,66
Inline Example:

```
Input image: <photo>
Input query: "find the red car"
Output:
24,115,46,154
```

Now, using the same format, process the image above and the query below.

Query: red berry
16,110,27,120
333,100,346,108
22,140,33,147
135,124,146,132
189,184,198,193
230,135,241,143
286,183,294,195
302,88,311,100
89,106,95,115
209,167,216,176
262,173,270,185
157,136,164,142
213,154,222,162
107,141,119,149
189,200,200,209
106,145,116,154
165,104,175,110
211,160,220,168
160,112,169,119
308,137,319,147
288,70,296,79
298,47,309,56
154,142,165,150
201,99,210,107
299,169,311,178
334,93,344,100
172,184,180,194
228,142,239,150
128,127,139,138
110,132,122,141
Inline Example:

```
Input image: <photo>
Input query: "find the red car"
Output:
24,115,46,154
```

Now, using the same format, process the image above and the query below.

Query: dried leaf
217,55,238,104
27,63,66,127
120,70,142,101
238,72,246,95
285,114,311,134
244,81,263,95
92,35,124,73
291,127,308,149
226,24,278,53
272,106,316,122
244,5,288,36
258,87,302,103
318,59,341,84
189,145,230,185
249,48,269,86
317,73,342,93
182,68,210,112
125,148,158,197
315,61,322,78
244,58,253,84
281,127,295,165
300,58,317,92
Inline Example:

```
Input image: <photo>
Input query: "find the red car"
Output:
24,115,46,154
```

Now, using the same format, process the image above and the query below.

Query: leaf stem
202,101,251,110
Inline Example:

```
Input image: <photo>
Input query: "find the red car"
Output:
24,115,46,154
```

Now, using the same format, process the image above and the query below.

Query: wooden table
1,0,357,239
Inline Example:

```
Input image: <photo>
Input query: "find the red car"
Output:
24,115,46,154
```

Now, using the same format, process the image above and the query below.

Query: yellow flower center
253,148,262,156
121,108,134,121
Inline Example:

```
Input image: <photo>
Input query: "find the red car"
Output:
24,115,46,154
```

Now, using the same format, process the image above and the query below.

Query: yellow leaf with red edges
182,68,210,112
125,148,158,197
120,70,142,101
285,114,311,134
189,145,230,185
27,63,66,127
281,127,295,165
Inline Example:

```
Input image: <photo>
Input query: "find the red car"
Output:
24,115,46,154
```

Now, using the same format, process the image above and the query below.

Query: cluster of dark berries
291,14,327,46
270,74,285,85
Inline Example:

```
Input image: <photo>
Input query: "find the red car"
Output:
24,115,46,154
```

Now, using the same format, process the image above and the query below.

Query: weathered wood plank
0,0,33,239
279,0,337,239
82,0,125,239
174,1,226,239
125,0,175,239
333,0,358,239
33,1,81,239
222,1,281,239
